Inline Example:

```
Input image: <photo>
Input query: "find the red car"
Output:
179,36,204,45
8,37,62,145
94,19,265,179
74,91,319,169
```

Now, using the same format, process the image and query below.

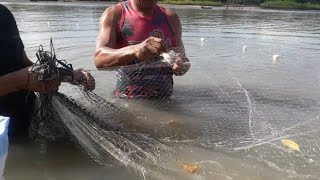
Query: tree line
158,0,320,5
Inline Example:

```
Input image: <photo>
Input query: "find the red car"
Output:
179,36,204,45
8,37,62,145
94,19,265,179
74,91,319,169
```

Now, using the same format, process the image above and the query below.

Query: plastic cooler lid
0,116,9,136
0,116,9,178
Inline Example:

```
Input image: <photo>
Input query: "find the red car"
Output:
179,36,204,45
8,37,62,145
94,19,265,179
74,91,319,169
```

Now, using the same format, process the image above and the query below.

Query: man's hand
133,37,167,62
22,68,61,93
72,69,95,91
172,53,191,76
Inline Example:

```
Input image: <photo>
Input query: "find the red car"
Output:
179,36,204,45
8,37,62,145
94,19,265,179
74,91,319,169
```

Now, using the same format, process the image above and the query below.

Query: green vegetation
159,0,223,6
77,0,320,10
261,0,320,10
159,0,320,10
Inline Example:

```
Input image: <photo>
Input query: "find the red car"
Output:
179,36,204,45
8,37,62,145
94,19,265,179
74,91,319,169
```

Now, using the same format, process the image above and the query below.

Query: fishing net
12,3,319,179
28,38,74,141
159,52,320,179
101,34,319,179
28,39,179,179
29,40,320,179
24,36,320,179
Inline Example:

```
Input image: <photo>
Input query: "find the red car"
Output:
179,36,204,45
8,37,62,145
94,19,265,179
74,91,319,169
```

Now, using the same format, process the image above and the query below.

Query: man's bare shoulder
101,4,122,21
159,6,179,19
159,5,181,33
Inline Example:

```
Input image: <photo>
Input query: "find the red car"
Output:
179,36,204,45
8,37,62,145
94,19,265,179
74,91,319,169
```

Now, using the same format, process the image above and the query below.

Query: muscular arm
94,5,136,69
94,5,168,69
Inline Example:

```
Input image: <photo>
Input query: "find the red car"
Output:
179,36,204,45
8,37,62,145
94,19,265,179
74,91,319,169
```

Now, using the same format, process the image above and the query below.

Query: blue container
0,116,9,177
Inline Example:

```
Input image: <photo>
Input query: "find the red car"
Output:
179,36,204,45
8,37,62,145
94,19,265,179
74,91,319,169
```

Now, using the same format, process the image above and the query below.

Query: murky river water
2,1,320,179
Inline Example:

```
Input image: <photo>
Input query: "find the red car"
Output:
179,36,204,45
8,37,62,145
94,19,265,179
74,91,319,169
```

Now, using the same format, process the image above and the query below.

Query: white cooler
0,116,9,178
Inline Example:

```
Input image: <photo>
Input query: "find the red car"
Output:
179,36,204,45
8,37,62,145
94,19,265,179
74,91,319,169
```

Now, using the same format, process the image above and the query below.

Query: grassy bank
159,0,320,10
159,0,223,6
67,0,320,10
261,1,320,10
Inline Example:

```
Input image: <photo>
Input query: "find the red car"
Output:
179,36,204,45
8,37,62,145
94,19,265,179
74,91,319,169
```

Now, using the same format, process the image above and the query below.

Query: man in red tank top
94,0,190,99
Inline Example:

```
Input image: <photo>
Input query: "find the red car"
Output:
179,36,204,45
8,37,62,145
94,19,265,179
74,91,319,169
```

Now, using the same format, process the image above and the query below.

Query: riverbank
261,1,320,10
159,0,320,10
2,0,319,11
160,0,223,6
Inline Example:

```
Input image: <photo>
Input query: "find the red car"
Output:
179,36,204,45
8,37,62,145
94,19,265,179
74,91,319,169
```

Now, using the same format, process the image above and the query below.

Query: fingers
28,80,60,93
79,70,96,91
150,37,168,52
172,61,191,76
140,37,167,60
43,80,61,93
136,37,169,61
172,62,180,76
147,43,161,55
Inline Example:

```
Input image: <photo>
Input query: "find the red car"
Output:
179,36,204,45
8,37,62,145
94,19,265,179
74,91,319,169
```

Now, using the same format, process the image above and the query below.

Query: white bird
76,23,79,28
21,19,24,23
47,22,50,27
242,46,247,52
200,38,205,42
272,55,280,63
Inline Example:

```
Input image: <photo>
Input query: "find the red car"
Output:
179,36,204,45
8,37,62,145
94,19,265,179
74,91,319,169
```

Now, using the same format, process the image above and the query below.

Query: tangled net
27,39,174,180
28,38,74,140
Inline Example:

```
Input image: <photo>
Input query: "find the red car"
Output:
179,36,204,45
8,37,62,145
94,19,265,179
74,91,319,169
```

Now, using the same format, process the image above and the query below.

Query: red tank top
117,1,177,48
114,1,176,99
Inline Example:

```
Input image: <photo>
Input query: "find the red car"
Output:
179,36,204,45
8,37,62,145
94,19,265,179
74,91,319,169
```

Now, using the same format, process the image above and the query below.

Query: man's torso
114,1,176,99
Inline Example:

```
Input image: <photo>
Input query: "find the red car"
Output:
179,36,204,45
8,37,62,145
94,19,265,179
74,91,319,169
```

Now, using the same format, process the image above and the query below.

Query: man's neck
130,0,155,18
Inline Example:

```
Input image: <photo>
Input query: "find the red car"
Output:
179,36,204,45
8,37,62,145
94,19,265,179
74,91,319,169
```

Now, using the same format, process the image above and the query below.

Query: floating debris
168,120,182,128
272,55,280,64
281,139,301,152
181,163,199,173
243,45,247,52
162,119,184,128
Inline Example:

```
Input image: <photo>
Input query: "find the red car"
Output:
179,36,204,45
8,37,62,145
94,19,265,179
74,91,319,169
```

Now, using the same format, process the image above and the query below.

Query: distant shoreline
1,0,319,11
159,0,320,11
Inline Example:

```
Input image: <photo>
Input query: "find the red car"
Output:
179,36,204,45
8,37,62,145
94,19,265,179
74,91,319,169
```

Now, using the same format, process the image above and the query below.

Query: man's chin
140,0,157,8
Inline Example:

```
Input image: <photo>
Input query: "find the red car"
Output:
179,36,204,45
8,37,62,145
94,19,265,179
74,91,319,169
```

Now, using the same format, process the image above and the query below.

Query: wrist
131,45,139,59
12,68,30,91
71,69,84,84
122,45,140,65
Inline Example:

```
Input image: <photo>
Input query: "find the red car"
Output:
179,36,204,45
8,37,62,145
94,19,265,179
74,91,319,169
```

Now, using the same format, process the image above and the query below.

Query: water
2,1,320,179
